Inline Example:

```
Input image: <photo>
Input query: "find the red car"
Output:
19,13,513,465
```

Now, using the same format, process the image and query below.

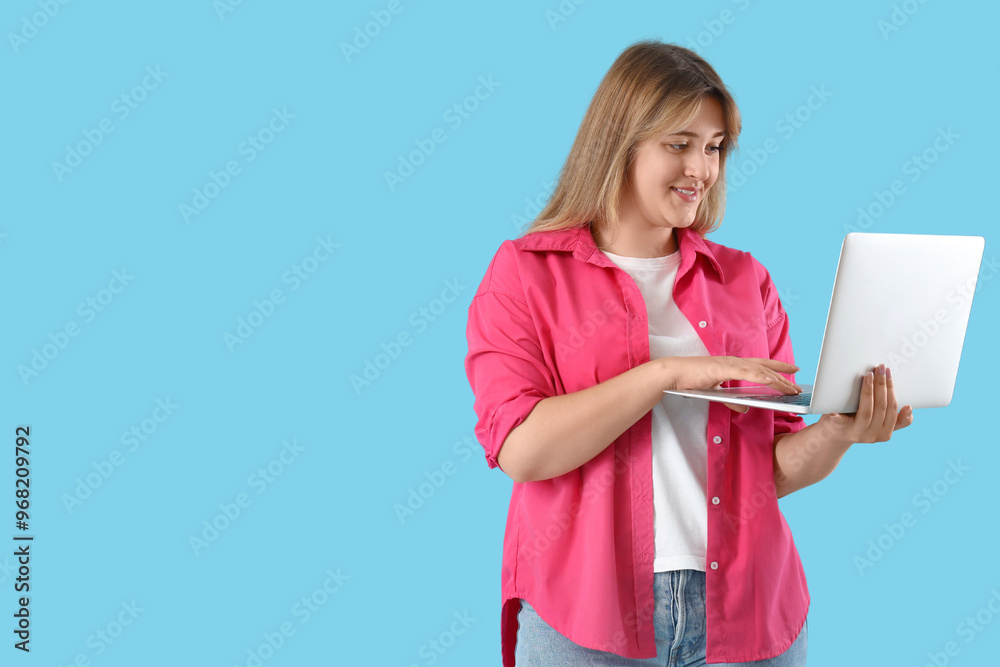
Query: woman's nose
684,152,711,181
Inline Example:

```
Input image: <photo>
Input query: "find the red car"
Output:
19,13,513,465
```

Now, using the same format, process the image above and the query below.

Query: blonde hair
526,41,742,238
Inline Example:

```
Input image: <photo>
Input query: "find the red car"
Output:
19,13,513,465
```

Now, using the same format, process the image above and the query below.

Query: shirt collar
515,224,726,283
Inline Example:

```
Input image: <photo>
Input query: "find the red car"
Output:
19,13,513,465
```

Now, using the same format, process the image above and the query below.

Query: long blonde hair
526,41,742,238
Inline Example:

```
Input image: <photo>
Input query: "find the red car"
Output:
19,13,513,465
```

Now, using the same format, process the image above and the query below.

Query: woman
464,40,912,666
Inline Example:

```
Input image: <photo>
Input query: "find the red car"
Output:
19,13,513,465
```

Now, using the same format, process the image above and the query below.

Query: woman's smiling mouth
671,186,698,203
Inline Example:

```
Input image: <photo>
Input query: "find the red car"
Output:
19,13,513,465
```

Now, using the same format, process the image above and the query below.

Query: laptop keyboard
735,392,813,406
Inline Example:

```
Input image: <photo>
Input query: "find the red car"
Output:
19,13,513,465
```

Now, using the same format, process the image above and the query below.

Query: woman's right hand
497,354,801,482
663,356,802,413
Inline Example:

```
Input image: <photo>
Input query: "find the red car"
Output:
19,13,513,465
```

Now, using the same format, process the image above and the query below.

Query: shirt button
713,436,722,444
698,320,708,328
710,561,719,570
712,497,720,505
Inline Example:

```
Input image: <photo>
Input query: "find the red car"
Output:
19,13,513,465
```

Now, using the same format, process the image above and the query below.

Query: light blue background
4,1,997,665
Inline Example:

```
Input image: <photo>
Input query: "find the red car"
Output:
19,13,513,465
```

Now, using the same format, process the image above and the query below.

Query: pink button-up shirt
464,224,810,665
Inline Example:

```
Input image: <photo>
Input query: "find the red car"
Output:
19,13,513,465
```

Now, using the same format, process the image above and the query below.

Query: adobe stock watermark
57,600,145,665
877,0,931,40
510,179,556,231
350,278,466,394
17,267,134,386
918,588,1000,667
728,84,833,193
406,610,478,667
51,66,169,182
223,235,339,352
394,435,477,524
61,398,179,514
518,446,631,562
545,0,587,31
214,0,247,21
188,439,305,556
231,567,349,667
340,0,415,63
0,557,16,586
777,284,800,311
853,459,970,575
554,297,624,358
728,414,852,528
384,76,501,192
8,0,72,54
682,0,752,52
179,107,295,223
884,260,996,371
844,126,959,233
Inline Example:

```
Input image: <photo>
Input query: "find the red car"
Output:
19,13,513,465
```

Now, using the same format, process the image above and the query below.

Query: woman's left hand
817,363,915,444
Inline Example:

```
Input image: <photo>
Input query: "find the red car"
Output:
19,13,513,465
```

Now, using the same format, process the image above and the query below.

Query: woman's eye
666,143,722,153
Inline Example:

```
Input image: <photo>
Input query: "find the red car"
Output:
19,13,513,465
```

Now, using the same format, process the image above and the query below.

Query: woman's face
617,96,725,252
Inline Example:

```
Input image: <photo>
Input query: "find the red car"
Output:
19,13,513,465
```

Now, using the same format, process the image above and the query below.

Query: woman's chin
661,215,695,229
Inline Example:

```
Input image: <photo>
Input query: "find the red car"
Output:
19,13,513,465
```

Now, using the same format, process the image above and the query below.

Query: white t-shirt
602,249,710,573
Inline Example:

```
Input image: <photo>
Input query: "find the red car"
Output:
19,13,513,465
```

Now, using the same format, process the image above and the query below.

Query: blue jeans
514,569,807,666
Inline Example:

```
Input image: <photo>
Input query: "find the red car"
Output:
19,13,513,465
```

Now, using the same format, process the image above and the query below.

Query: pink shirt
464,224,810,665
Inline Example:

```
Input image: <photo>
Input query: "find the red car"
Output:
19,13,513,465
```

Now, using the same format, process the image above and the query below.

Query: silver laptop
663,233,984,414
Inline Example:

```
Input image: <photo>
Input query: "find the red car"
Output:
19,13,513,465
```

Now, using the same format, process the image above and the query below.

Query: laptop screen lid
662,232,984,414
809,232,984,414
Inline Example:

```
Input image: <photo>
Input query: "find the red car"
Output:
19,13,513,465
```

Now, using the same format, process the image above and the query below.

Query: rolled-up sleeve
465,247,555,471
752,255,808,438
